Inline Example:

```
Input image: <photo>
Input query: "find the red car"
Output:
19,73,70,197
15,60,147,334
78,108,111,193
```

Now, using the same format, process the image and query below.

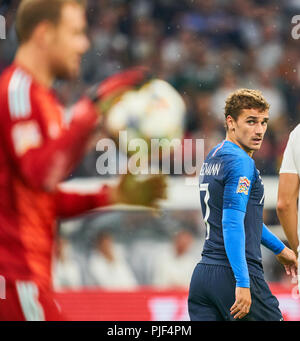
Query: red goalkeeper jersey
0,64,111,290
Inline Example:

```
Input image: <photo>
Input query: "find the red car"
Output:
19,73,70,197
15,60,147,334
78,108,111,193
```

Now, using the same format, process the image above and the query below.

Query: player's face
48,4,90,80
227,108,269,155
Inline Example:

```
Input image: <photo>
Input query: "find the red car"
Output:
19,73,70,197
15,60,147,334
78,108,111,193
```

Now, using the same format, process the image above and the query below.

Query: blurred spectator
82,5,129,83
277,46,300,123
254,70,286,124
53,237,82,290
188,91,224,157
235,0,262,49
211,69,240,123
160,29,195,79
88,231,138,289
152,230,197,288
129,16,161,64
254,20,283,73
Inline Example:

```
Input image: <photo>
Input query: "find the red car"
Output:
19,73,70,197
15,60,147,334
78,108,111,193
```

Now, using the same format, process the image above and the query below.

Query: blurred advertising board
55,284,300,321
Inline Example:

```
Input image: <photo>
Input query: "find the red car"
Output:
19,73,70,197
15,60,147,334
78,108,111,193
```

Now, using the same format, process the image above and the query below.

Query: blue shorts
188,263,283,321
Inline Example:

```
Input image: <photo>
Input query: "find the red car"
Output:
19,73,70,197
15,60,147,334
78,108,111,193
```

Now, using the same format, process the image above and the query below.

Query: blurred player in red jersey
0,0,166,321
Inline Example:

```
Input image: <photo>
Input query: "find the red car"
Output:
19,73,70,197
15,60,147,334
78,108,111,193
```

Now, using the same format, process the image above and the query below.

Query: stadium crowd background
0,0,300,290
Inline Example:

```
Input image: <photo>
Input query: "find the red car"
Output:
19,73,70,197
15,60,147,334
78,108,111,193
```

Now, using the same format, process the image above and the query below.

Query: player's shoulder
0,64,34,97
210,140,254,166
0,63,46,97
208,140,256,180
0,64,15,94
0,63,31,85
289,124,300,142
1,65,34,120
0,64,46,121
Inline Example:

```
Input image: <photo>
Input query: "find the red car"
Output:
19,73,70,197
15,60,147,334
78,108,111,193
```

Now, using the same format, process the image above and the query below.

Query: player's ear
32,20,56,48
226,115,235,132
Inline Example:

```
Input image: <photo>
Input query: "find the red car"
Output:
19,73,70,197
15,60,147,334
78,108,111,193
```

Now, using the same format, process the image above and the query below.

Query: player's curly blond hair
224,88,270,130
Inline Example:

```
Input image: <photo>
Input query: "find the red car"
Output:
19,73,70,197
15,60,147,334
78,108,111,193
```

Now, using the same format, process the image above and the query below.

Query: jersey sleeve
222,208,250,287
261,223,285,255
279,128,299,174
54,185,113,219
3,74,99,191
223,155,256,212
222,155,255,288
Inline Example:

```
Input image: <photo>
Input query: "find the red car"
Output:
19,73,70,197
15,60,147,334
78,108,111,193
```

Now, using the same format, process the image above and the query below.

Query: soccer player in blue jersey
188,89,298,321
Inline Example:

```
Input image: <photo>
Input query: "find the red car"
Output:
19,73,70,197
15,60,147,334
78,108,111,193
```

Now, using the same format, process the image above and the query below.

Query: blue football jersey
199,140,264,278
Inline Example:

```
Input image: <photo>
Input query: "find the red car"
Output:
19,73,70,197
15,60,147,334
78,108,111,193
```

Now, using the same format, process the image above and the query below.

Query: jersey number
200,183,211,240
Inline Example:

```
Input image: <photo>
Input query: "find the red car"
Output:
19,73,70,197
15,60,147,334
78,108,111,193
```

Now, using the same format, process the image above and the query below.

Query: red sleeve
3,69,99,191
54,185,113,219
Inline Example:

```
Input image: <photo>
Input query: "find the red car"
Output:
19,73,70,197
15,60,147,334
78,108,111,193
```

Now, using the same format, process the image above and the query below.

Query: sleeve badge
236,176,251,195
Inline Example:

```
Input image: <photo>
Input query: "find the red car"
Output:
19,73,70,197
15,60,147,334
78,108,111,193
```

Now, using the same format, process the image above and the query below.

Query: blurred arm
54,185,114,219
5,94,99,191
276,173,299,256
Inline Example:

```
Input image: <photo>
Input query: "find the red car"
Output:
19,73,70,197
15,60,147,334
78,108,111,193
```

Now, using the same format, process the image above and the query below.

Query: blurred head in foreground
224,88,270,156
173,230,194,257
95,231,115,262
15,0,90,81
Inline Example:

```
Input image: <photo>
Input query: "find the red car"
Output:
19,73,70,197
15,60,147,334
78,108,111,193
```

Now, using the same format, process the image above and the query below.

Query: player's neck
225,135,254,157
14,44,54,88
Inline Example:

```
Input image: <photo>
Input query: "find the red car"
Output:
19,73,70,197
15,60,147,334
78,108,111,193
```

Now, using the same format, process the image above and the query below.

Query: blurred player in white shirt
277,124,300,282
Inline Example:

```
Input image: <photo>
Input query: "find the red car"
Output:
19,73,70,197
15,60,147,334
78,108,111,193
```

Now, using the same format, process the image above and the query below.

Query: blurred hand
111,173,167,209
276,246,298,279
86,67,151,115
230,287,252,320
